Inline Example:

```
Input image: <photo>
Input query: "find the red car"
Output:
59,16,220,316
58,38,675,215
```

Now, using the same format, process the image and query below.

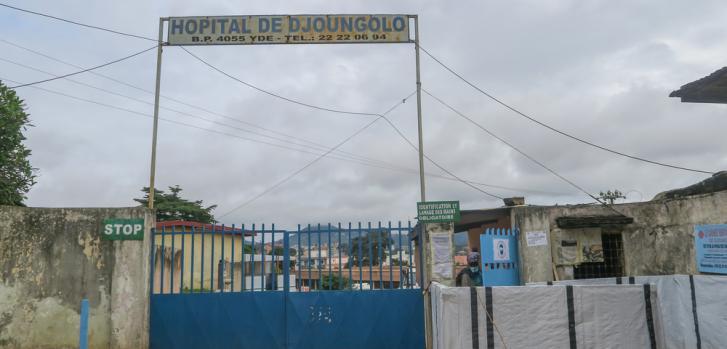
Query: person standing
455,252,483,286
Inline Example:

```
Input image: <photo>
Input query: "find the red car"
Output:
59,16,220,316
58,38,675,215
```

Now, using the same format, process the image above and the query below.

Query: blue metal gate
149,222,424,349
480,228,520,286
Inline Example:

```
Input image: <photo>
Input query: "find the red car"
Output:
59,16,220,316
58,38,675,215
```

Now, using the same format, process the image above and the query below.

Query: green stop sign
101,219,145,240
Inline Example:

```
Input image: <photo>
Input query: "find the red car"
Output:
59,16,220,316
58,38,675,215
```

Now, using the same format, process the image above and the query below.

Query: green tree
134,185,217,223
320,273,349,290
348,230,393,267
0,82,36,205
599,190,626,204
268,246,285,256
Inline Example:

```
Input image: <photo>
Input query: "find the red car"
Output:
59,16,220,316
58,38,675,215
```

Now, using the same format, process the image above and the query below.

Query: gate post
283,231,290,347
420,222,455,349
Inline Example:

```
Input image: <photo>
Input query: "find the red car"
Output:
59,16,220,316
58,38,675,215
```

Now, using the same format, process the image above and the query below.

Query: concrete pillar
421,222,455,349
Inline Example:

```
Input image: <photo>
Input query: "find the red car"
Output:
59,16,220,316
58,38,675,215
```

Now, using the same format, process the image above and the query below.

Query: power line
0,38,392,166
0,4,564,203
0,2,156,41
379,115,503,200
418,45,715,175
422,88,625,215
179,47,512,209
8,45,157,88
180,47,381,118
216,93,417,218
0,50,562,198
0,55,397,167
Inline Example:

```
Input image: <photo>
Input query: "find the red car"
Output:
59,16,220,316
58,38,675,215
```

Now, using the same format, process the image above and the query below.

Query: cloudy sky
2,0,726,228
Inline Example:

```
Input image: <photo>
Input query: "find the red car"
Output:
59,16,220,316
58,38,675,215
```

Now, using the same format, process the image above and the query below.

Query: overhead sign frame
146,14,427,210
166,15,412,46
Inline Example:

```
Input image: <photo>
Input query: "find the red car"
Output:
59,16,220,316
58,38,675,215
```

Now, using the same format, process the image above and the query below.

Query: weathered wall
512,190,727,283
0,206,153,349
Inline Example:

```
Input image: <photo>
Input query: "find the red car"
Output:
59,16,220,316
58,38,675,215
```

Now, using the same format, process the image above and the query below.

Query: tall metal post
148,18,165,209
413,15,433,349
413,16,426,203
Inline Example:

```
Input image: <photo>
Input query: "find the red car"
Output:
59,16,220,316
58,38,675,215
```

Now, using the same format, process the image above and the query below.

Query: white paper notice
493,238,510,261
430,233,453,279
526,231,548,247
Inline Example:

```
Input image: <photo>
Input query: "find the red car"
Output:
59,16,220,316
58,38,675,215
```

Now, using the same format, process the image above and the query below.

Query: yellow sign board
167,15,411,45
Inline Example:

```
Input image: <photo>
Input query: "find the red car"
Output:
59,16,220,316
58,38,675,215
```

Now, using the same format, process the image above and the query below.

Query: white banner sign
167,15,411,45
526,231,548,247
493,238,510,261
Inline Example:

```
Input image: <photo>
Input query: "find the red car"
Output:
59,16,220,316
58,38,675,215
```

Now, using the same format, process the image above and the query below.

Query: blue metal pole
210,223,215,291
398,222,403,289
368,222,373,291
283,230,290,348
338,223,342,289
79,299,89,349
388,221,393,289
378,221,383,290
272,224,277,290
180,227,185,293
317,224,322,290
307,224,311,290
327,223,332,291
170,225,175,293
160,226,165,294
190,227,195,292
251,223,256,291
241,224,246,291
348,223,352,290
261,224,266,291
221,224,226,292
358,222,362,291
150,227,156,295
297,225,301,290
231,224,235,291
200,226,205,292
284,231,290,292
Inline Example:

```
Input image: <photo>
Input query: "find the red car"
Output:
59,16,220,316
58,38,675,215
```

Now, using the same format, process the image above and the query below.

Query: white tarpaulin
528,275,727,349
431,283,664,349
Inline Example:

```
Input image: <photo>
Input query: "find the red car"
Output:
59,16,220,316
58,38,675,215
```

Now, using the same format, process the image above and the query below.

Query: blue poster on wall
694,224,727,274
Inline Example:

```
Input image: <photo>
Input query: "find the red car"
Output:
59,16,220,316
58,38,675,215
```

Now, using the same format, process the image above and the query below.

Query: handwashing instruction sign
695,224,727,274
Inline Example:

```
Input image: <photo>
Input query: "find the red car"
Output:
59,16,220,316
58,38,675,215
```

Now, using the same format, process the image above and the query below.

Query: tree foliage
348,230,393,267
134,185,217,223
321,273,349,290
0,82,36,206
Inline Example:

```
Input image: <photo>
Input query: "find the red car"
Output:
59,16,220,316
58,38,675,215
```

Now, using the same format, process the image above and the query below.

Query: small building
413,173,727,284
153,220,256,293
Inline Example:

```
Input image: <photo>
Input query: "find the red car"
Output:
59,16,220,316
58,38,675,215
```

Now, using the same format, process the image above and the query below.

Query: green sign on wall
101,219,145,240
417,201,461,223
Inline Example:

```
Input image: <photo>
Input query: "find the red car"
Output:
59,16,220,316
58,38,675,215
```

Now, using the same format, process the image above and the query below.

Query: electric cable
418,45,715,175
181,47,381,118
216,92,418,219
2,66,560,196
379,115,503,200
0,56,399,167
0,38,392,166
0,2,156,41
2,1,713,174
422,88,626,216
8,45,157,88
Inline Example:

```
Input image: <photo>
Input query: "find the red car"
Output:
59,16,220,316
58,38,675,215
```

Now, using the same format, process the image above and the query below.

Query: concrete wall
0,206,153,349
512,190,727,283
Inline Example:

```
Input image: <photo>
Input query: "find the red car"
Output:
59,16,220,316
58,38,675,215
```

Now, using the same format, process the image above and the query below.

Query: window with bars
574,232,624,279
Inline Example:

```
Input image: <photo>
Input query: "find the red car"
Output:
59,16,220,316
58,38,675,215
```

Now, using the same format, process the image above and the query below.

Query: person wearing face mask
455,251,483,287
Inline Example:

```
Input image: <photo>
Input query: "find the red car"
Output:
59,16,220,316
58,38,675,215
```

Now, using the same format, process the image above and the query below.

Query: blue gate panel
151,292,285,349
481,228,520,286
286,289,424,349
